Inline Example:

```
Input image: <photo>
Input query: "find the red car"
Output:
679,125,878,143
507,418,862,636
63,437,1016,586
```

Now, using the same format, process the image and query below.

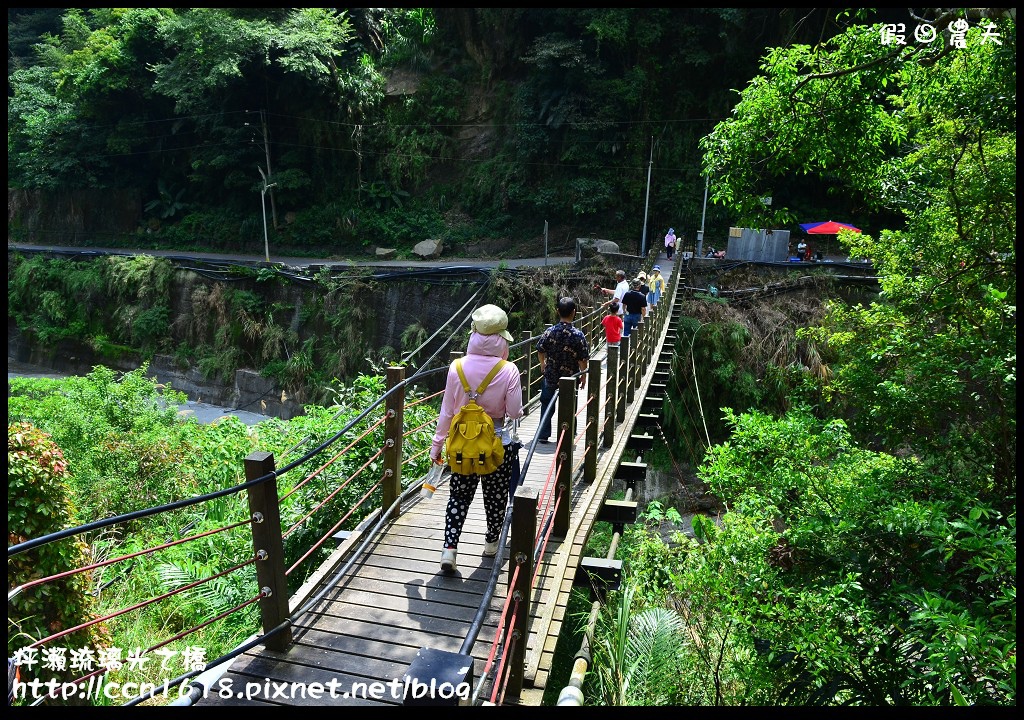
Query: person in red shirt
601,301,623,347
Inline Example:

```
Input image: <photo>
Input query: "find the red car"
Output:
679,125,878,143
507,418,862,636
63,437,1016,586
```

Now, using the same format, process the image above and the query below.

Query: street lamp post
257,166,276,263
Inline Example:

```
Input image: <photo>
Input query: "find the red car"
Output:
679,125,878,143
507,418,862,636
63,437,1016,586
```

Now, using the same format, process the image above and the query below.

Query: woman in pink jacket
664,227,677,260
430,305,524,573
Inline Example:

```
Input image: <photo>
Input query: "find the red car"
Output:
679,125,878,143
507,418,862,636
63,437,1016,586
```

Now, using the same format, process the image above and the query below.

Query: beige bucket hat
471,304,514,342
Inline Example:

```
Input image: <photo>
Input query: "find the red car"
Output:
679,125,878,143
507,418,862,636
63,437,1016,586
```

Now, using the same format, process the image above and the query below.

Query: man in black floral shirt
535,297,590,444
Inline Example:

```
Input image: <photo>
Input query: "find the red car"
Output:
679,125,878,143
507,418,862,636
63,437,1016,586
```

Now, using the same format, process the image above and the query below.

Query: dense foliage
6,7,1016,707
7,368,438,706
586,8,1015,707
8,421,109,696
8,8,862,254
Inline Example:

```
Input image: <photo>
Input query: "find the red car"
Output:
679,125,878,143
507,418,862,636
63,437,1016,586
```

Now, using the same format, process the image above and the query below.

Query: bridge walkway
194,255,682,707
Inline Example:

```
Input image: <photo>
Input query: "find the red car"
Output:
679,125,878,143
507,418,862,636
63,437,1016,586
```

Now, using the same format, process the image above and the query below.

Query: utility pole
258,166,276,263
248,110,278,230
640,136,653,257
697,173,709,259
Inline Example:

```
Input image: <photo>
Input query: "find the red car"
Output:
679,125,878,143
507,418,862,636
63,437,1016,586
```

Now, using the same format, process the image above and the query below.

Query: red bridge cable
11,519,249,595
574,418,592,444
68,593,263,690
532,432,564,545
402,416,435,438
404,388,444,409
533,493,563,587
29,557,257,649
280,415,386,501
403,446,430,468
489,602,520,706
283,445,385,537
496,629,521,707
478,562,522,687
286,480,381,576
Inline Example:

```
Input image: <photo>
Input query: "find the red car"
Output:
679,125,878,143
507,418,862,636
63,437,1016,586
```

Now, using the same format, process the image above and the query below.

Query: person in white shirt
594,269,629,315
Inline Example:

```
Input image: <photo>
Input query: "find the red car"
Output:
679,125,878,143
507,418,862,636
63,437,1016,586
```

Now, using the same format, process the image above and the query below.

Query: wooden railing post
624,330,637,405
635,320,646,391
640,319,648,381
642,317,651,380
603,345,618,448
617,334,629,422
584,358,600,483
554,376,575,538
382,366,405,520
634,318,646,385
505,485,538,699
244,451,292,650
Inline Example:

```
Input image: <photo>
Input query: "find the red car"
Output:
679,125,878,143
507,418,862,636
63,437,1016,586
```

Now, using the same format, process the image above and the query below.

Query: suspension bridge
8,249,685,707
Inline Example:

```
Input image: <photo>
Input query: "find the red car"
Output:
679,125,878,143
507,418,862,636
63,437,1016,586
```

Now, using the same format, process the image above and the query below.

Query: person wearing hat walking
649,265,665,309
620,278,648,337
664,228,677,260
430,304,524,573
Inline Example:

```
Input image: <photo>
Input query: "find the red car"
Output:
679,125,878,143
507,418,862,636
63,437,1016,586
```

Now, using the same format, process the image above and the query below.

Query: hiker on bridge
535,297,590,445
430,305,524,574
594,269,629,315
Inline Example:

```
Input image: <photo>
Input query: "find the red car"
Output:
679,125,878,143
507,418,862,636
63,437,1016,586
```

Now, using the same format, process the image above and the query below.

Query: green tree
700,11,1016,502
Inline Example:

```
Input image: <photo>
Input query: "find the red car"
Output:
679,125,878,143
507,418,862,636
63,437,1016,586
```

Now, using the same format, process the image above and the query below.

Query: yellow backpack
446,358,507,476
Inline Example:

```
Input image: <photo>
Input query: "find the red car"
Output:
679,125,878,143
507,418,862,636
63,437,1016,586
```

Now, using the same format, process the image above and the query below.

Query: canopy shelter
799,220,861,234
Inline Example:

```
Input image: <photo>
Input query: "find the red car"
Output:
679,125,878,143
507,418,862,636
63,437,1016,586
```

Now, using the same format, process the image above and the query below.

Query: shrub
8,422,108,704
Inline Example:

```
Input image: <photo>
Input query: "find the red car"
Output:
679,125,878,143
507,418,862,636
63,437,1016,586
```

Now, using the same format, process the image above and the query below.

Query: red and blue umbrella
799,220,861,234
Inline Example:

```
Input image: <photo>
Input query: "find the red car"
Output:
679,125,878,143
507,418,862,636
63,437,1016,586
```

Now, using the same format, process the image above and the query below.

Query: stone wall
8,262,483,419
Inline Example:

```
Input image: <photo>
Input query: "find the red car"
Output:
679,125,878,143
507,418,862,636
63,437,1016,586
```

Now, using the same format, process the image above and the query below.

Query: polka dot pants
443,450,514,549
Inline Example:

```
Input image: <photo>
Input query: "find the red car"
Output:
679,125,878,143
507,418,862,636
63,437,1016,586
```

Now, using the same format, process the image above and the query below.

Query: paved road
7,243,578,270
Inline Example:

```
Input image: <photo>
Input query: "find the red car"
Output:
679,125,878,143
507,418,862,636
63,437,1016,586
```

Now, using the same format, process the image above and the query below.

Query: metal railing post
244,451,292,650
382,366,406,520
